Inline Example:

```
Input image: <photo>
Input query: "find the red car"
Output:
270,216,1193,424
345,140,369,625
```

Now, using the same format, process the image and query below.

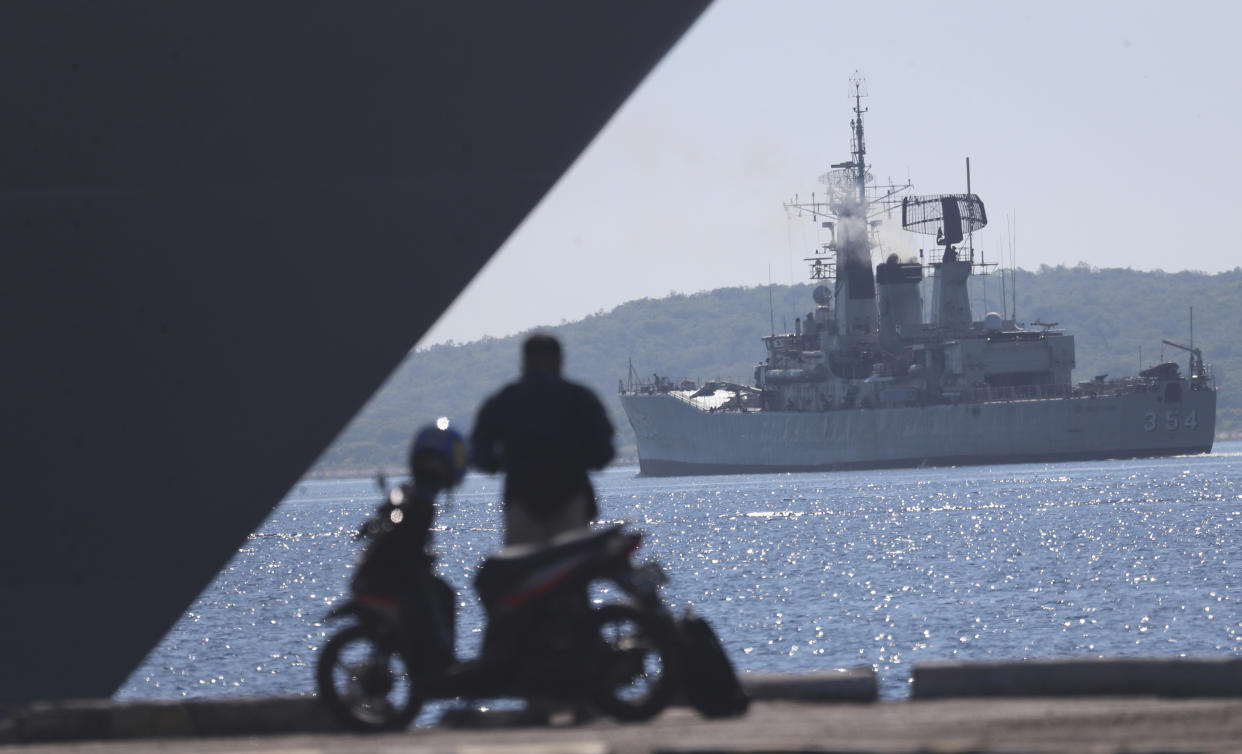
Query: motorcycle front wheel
317,623,423,731
588,603,680,722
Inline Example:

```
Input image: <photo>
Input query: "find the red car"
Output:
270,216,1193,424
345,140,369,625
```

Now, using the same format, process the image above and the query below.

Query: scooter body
317,520,680,730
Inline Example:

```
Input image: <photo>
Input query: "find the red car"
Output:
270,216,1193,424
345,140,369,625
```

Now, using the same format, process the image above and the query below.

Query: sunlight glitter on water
118,441,1242,701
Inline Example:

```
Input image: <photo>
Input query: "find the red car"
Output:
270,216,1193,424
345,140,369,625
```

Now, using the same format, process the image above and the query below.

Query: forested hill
309,266,1242,476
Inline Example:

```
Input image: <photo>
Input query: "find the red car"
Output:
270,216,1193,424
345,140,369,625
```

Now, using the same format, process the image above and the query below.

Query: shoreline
302,437,1239,482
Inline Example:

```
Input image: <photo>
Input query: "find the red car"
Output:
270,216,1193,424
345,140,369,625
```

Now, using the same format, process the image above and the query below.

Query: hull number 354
1144,410,1198,432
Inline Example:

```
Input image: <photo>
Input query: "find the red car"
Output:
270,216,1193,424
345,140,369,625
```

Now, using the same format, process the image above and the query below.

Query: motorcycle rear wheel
588,603,680,722
317,623,423,731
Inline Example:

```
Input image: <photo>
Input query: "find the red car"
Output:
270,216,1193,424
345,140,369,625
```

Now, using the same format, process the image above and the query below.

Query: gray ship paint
621,81,1217,475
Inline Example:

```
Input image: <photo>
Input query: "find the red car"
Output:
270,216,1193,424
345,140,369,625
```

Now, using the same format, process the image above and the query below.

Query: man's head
408,419,468,491
523,333,563,376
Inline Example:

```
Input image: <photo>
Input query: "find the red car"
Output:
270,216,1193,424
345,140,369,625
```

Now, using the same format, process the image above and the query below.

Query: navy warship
620,81,1216,476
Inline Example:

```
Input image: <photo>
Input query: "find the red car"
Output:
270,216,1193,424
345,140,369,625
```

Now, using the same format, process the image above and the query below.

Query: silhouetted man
471,334,614,545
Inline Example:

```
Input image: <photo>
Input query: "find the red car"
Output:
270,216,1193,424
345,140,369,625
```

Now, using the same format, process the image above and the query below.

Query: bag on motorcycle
676,610,749,718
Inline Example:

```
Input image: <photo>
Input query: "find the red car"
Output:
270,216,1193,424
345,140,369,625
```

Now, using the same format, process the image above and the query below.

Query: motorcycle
316,481,682,731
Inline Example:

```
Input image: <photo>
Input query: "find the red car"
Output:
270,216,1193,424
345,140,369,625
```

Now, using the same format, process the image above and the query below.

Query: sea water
117,440,1242,702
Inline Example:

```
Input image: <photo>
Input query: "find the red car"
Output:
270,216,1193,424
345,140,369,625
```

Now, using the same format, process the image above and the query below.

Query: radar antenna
901,194,988,245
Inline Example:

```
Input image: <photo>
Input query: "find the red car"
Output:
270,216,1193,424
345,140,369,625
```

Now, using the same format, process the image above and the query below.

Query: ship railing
665,384,756,412
1196,362,1216,390
620,376,681,395
621,382,665,396
957,382,1076,404
667,390,708,408
620,377,753,402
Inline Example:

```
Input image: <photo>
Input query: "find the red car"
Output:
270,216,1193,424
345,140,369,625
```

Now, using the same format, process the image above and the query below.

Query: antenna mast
850,73,868,206
966,157,974,261
1011,212,1018,321
768,265,775,336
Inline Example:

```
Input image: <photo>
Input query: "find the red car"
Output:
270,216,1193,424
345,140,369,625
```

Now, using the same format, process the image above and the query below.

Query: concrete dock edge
14,658,1242,744
0,695,346,743
741,667,876,703
912,656,1242,699
0,670,874,744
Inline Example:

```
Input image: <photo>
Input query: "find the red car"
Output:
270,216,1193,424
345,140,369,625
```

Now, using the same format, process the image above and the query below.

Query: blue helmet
409,417,468,489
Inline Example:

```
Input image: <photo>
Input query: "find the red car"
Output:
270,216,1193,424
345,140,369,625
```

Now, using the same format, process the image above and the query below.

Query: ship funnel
876,254,923,343
834,206,877,335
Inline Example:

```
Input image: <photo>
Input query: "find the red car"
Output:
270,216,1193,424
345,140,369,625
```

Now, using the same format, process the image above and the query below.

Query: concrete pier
0,671,875,744
5,660,1242,753
5,697,1242,754
914,656,1242,699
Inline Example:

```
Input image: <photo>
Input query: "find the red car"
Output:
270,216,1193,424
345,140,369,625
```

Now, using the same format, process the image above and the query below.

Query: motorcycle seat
494,522,625,560
475,523,629,601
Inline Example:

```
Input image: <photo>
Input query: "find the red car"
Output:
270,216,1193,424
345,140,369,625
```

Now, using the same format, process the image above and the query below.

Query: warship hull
621,388,1216,477
623,82,1218,478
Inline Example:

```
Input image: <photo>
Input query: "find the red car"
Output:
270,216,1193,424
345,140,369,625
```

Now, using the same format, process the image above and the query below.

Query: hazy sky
420,0,1241,347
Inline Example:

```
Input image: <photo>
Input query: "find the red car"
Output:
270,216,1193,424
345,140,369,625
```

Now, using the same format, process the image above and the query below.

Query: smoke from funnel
836,200,875,300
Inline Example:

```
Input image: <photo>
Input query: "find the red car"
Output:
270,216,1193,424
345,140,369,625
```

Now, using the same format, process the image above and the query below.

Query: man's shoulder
552,376,602,403
483,380,525,403
519,373,591,392
486,374,603,406
475,381,522,424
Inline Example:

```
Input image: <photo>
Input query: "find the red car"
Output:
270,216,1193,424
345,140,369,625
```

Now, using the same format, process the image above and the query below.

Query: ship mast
831,74,876,336
850,76,867,208
784,76,910,336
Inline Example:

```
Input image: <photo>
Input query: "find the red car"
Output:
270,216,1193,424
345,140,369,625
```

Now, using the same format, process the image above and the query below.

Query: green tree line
309,266,1242,476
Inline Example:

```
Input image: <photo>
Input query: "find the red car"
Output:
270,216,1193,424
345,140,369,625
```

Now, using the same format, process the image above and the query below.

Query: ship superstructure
619,80,1215,476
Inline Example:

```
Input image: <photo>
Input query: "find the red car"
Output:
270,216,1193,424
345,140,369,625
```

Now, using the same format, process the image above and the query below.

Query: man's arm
470,395,503,472
578,387,615,469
